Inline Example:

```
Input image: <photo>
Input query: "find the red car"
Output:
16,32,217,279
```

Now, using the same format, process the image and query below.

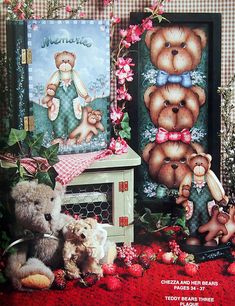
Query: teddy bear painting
19,20,111,154
132,23,209,203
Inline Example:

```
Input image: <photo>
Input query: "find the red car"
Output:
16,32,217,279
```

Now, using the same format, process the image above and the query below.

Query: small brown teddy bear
177,153,228,236
145,26,207,87
42,51,92,144
144,84,206,132
63,218,116,279
143,141,197,189
69,106,105,144
198,205,229,242
220,205,235,244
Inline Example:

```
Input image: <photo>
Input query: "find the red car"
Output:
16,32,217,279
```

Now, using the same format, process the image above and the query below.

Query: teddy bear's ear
54,52,62,59
192,28,207,49
11,181,36,201
144,86,157,108
191,86,206,106
145,27,161,48
205,153,212,162
71,52,76,60
142,142,156,163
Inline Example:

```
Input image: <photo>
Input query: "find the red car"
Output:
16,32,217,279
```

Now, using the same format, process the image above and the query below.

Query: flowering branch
110,0,168,141
218,74,235,201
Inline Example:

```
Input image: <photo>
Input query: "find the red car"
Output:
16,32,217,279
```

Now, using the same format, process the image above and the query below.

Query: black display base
181,242,232,263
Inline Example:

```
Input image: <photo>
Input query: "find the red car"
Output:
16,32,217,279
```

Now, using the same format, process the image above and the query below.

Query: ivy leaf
25,133,44,153
35,167,58,188
39,144,59,166
120,113,131,139
0,160,17,169
0,273,7,284
7,129,26,146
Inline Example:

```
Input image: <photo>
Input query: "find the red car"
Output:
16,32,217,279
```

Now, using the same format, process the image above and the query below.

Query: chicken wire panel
62,183,113,224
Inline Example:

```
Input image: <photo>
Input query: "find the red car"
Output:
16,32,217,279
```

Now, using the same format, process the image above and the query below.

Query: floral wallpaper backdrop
0,0,234,159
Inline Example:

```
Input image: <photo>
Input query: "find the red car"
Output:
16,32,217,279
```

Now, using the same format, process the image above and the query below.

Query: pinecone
53,269,67,290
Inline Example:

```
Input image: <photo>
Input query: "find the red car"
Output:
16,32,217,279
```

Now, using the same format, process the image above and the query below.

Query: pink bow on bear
156,128,191,144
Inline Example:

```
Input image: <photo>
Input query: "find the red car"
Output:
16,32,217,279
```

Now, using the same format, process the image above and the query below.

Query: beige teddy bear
63,218,116,279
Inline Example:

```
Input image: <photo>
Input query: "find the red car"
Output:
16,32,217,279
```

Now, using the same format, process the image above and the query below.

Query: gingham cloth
54,149,112,185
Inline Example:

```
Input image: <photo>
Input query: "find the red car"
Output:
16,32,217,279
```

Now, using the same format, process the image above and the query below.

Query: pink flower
121,40,131,49
115,65,134,84
104,0,112,6
110,105,124,125
126,25,143,44
109,137,128,155
117,86,132,101
111,16,121,24
3,0,11,4
19,13,25,20
159,4,164,15
117,57,135,69
142,18,153,31
120,29,128,38
65,5,72,13
79,12,86,18
13,3,22,13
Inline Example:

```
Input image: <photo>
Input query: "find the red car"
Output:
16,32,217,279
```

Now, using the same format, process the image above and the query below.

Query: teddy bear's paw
19,258,54,289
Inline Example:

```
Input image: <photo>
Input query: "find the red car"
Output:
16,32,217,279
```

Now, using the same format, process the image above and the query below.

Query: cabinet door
63,169,133,241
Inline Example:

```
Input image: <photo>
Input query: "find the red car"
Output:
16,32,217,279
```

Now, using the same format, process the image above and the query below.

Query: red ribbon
156,128,191,144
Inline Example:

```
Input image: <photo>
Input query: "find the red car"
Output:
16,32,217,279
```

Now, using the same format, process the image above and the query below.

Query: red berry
102,263,117,275
127,264,144,277
83,273,98,287
140,247,156,261
138,254,151,269
184,263,199,277
104,276,122,291
178,252,189,265
161,252,175,264
227,262,235,275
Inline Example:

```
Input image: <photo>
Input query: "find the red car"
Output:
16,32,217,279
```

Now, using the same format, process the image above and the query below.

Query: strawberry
53,269,66,290
82,273,98,287
161,252,175,264
138,254,151,269
140,247,156,261
104,276,122,291
127,264,144,277
184,262,199,277
227,262,235,275
102,263,117,275
178,252,194,265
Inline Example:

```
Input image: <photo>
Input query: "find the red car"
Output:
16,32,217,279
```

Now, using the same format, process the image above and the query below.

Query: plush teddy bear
145,26,207,87
42,51,92,145
143,141,197,189
69,106,105,144
5,181,72,290
63,218,116,279
177,153,228,236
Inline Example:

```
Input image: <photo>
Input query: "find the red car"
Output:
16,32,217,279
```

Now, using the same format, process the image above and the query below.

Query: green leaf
35,171,54,188
0,273,7,284
119,129,131,140
25,133,44,153
39,144,59,166
7,128,26,146
0,160,17,169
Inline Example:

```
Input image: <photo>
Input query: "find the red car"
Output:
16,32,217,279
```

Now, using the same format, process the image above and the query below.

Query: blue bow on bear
156,70,192,88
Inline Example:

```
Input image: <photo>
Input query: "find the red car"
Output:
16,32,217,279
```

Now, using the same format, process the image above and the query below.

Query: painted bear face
144,84,206,131
54,51,76,72
145,26,207,75
188,153,212,176
143,141,196,189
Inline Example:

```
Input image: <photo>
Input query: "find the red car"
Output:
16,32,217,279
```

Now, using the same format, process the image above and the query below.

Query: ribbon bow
156,128,191,144
156,70,192,88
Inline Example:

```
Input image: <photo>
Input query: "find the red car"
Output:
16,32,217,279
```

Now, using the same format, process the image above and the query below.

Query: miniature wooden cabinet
62,146,141,244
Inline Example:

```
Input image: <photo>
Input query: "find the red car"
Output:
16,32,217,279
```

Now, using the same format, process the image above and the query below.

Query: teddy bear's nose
81,233,86,239
171,49,178,56
172,107,179,113
44,214,52,221
171,164,178,170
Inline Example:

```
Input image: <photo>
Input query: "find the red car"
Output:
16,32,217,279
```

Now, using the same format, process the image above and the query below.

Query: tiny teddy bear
42,51,92,145
177,153,228,237
5,181,72,290
63,218,116,279
145,26,207,87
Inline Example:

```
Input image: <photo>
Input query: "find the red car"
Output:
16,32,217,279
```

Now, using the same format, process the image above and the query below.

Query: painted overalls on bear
52,71,79,139
187,174,213,235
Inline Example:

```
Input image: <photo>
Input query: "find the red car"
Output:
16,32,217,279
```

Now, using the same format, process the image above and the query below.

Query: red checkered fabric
54,149,112,185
